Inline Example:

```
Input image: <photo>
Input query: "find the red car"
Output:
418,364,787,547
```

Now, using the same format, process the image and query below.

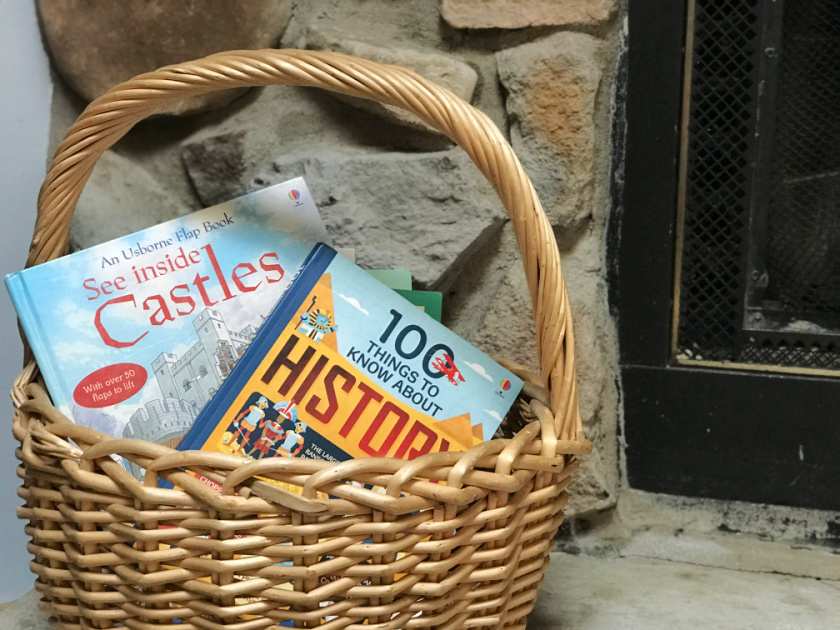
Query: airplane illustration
432,352,465,386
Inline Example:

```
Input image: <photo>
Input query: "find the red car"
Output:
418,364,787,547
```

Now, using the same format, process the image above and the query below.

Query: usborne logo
289,189,301,201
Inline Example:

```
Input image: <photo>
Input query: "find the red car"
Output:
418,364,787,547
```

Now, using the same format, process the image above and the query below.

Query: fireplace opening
764,2,840,320
675,0,840,374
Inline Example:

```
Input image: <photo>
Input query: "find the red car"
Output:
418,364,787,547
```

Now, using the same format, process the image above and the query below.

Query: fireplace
618,0,840,514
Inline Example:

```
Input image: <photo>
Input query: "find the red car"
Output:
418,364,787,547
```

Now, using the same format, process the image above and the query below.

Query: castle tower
151,353,179,400
187,308,230,403
195,308,234,352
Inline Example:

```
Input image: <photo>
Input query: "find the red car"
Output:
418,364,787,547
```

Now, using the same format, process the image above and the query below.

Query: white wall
0,0,54,601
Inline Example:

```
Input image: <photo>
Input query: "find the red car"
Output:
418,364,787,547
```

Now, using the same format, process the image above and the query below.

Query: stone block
37,0,292,115
560,230,621,508
497,32,604,231
442,0,615,30
445,223,521,350
474,258,539,372
567,448,616,517
70,151,187,252
182,131,249,207
305,25,478,135
262,150,506,290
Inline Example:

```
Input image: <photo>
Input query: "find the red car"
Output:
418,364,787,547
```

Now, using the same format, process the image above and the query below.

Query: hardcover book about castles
6,178,327,478
179,243,523,475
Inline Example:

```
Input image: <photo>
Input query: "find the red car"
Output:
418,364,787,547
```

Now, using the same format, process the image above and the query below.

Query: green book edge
395,289,443,322
366,269,412,290
366,269,441,321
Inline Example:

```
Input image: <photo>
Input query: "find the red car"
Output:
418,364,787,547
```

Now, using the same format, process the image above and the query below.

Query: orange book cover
178,244,523,470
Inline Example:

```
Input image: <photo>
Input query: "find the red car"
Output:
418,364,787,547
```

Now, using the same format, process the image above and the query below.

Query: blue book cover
179,243,523,469
6,178,327,477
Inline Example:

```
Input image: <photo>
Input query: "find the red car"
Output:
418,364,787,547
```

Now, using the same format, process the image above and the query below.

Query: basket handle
28,49,581,441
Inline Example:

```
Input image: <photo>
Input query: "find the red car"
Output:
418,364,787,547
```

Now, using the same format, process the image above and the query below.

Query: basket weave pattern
12,51,587,629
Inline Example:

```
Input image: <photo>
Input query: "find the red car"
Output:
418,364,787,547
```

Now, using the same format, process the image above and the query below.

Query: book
178,243,523,469
366,269,412,290
395,289,442,322
335,248,356,263
6,178,328,478
367,270,442,321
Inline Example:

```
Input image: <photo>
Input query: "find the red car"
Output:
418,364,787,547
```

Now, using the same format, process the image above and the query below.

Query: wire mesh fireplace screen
765,2,840,317
674,0,840,375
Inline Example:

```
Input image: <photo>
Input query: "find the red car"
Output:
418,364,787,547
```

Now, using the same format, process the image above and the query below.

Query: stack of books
7,179,523,481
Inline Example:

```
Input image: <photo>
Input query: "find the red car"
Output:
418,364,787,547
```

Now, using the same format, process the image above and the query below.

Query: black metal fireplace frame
616,0,840,513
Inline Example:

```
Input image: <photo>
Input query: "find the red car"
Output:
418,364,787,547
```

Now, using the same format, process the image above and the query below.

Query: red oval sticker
73,363,147,408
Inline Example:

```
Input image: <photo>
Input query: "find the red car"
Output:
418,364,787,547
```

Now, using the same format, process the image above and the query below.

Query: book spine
178,244,337,452
5,273,68,405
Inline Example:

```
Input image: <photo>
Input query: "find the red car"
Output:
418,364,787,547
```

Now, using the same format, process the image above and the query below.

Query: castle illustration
121,307,261,478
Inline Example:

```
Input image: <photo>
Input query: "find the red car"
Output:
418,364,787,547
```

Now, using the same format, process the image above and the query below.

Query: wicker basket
12,50,589,630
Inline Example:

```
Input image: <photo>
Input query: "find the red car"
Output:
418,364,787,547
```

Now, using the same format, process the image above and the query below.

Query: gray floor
530,552,840,629
3,547,838,629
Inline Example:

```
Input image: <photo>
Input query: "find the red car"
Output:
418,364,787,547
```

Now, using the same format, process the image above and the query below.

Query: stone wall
44,0,625,517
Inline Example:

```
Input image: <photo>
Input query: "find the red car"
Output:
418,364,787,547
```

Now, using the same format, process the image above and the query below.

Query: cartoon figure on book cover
223,395,268,455
247,415,285,458
246,400,300,458
275,421,307,457
297,296,337,342
272,400,307,457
